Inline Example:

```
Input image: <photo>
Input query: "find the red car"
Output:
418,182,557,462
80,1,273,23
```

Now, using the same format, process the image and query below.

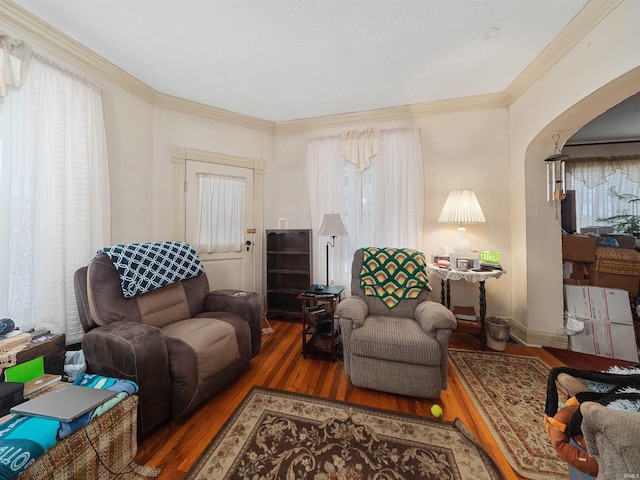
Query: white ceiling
12,0,590,123
566,92,640,146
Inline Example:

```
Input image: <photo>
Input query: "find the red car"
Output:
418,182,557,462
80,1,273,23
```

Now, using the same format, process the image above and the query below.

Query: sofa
74,243,262,436
335,247,457,398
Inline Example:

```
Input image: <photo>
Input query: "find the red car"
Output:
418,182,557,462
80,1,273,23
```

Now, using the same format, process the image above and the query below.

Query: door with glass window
185,161,255,292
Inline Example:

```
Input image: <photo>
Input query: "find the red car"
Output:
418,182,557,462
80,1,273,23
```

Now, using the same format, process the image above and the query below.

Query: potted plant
597,188,640,237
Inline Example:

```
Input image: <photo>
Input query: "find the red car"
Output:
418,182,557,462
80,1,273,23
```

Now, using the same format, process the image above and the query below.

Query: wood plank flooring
135,320,566,480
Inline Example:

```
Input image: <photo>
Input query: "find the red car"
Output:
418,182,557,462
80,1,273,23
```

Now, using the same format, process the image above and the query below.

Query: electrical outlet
279,218,287,229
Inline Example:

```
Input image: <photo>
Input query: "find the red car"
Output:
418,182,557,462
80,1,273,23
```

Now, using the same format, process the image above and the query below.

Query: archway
519,66,640,346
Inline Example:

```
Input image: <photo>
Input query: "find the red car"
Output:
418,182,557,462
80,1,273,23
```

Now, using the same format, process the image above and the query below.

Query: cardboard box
601,233,637,249
591,271,640,297
563,278,590,286
580,226,614,236
564,285,633,325
568,261,588,280
562,235,598,263
569,319,639,363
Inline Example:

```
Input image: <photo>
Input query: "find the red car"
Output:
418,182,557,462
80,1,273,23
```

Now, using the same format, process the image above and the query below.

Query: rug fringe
122,462,162,479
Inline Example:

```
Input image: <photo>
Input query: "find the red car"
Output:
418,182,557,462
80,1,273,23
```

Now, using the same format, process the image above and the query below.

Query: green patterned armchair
335,248,456,398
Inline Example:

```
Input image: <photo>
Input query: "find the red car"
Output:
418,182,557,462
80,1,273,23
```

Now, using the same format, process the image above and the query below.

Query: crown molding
155,94,275,133
1,0,621,134
275,93,510,134
0,0,157,103
1,0,275,131
275,105,416,134
410,92,509,115
505,0,624,104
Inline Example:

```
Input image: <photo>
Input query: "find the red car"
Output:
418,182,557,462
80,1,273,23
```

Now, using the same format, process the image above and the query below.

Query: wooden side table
426,264,506,349
298,285,344,362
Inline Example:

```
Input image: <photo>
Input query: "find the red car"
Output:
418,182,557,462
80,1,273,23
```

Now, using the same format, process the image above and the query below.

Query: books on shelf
453,306,477,322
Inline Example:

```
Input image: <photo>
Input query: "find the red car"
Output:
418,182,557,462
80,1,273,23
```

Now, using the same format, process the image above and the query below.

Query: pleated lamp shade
438,190,486,253
437,190,486,225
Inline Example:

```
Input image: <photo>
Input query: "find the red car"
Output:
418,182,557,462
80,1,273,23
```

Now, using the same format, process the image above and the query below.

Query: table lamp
318,213,348,285
437,190,486,253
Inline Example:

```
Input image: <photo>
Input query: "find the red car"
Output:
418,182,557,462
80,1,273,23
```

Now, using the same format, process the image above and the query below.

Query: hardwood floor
135,320,566,480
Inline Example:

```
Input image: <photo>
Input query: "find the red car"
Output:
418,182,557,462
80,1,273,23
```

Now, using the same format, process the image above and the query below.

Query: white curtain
307,126,424,293
2,55,110,343
566,156,640,188
342,128,377,172
307,135,346,287
566,156,640,232
370,127,424,247
0,32,32,98
195,173,246,253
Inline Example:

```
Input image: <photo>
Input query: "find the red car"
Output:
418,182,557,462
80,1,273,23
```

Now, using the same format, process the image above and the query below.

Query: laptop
10,384,117,422
4,356,62,396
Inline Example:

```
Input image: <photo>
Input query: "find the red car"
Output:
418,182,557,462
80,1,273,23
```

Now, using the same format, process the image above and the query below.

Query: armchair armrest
335,296,368,328
82,321,171,436
581,401,640,479
205,289,262,357
415,301,457,334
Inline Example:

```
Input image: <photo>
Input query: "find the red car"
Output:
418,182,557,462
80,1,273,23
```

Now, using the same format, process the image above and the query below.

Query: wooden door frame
171,145,265,297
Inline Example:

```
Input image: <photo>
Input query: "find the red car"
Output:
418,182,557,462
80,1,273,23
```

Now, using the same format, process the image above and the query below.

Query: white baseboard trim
507,317,569,349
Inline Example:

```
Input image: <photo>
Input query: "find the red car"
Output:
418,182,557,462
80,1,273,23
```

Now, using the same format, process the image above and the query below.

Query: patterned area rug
448,349,568,480
185,386,505,480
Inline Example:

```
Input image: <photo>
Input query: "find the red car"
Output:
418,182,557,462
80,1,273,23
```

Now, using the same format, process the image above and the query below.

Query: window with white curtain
307,126,424,291
195,173,246,253
0,54,110,344
566,157,640,233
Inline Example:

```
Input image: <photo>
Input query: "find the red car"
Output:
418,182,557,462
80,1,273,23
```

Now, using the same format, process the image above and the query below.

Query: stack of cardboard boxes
562,233,640,361
565,284,639,362
562,234,640,296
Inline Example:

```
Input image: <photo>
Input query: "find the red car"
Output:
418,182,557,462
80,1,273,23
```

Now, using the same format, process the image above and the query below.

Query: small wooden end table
298,285,344,362
426,264,506,349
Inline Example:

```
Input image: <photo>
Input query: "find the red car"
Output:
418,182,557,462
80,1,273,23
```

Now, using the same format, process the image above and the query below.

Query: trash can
485,317,510,351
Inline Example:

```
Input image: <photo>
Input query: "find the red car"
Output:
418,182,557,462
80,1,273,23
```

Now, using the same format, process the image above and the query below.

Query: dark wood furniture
16,333,66,375
299,285,344,361
426,264,506,350
266,229,312,319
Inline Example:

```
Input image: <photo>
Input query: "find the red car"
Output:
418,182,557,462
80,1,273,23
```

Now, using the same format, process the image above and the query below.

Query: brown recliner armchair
74,247,262,437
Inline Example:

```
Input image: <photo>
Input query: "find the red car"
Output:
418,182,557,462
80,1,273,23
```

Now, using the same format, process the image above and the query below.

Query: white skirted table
426,264,506,349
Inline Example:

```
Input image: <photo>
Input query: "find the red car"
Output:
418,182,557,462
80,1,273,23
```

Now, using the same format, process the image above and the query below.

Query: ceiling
11,0,591,123
566,91,640,146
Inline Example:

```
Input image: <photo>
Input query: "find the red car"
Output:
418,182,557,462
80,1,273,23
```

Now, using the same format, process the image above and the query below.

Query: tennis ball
431,404,443,418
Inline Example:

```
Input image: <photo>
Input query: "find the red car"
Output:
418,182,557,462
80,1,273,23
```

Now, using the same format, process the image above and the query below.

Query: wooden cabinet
266,229,312,319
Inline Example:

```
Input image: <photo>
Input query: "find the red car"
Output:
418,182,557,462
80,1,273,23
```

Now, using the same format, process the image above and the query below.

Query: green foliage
597,187,640,235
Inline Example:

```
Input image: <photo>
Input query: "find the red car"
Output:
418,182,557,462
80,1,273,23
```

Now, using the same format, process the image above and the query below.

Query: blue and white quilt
96,241,204,298
0,374,138,480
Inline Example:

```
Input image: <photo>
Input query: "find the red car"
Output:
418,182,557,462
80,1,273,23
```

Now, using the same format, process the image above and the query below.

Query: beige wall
3,0,639,345
509,0,640,346
266,107,511,318
152,108,272,241
102,89,155,243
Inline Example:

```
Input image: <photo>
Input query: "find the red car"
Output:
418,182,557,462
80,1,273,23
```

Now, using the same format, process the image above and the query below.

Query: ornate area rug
185,386,505,480
448,349,568,480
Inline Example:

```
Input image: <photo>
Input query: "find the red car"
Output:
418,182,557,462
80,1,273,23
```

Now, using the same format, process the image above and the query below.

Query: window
566,157,640,233
195,173,246,253
0,55,110,343
307,127,424,290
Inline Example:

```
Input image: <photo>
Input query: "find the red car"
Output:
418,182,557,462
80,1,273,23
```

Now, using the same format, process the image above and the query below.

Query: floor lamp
318,213,348,286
